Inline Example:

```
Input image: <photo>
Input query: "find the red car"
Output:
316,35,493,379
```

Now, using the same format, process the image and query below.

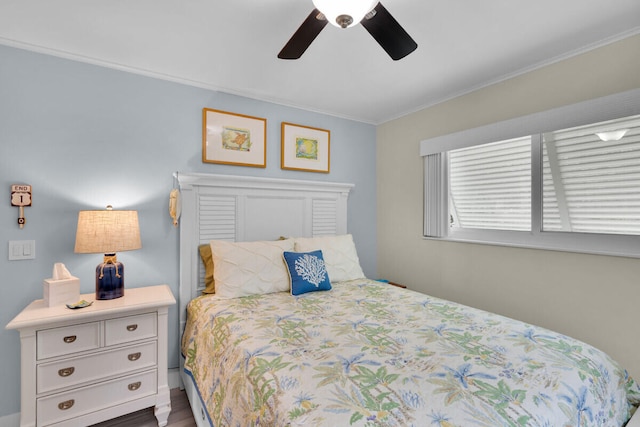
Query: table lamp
74,205,141,300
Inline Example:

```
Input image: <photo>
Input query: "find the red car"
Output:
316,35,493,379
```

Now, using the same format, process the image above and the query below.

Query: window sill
424,230,640,259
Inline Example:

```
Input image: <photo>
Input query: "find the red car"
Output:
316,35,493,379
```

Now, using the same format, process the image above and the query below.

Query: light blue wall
0,44,376,418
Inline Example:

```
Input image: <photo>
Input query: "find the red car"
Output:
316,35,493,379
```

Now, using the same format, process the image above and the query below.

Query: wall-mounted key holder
11,184,32,229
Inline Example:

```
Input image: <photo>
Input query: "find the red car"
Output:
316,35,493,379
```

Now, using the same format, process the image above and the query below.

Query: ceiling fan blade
278,9,328,60
361,2,417,60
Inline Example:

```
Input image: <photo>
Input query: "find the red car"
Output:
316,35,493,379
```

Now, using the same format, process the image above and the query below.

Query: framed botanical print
280,122,330,173
202,108,267,167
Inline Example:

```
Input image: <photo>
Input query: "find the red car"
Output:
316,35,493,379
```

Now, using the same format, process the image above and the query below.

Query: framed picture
281,122,330,173
202,108,267,168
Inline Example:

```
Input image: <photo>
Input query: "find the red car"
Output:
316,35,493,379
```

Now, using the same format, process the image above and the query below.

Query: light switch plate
8,240,35,260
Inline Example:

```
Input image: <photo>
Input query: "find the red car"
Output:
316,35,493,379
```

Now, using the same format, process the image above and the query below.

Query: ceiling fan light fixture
312,0,378,28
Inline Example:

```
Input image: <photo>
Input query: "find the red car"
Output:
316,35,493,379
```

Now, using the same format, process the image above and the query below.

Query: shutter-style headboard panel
176,172,354,334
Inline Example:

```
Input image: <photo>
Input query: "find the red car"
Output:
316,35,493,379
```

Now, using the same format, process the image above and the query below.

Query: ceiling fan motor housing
278,2,418,61
336,14,353,28
313,0,378,28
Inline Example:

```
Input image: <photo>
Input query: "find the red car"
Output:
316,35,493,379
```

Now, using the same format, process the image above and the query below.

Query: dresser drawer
104,312,157,346
37,341,157,394
37,369,157,426
37,322,100,360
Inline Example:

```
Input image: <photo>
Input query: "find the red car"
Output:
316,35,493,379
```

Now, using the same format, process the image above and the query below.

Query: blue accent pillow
283,250,332,296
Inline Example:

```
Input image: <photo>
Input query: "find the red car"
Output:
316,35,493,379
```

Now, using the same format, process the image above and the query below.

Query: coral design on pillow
294,254,326,287
283,250,332,296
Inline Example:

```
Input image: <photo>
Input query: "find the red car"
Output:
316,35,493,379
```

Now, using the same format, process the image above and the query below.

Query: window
542,117,640,236
421,89,640,258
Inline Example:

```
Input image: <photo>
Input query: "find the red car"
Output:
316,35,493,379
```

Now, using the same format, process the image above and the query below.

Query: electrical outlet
8,240,35,260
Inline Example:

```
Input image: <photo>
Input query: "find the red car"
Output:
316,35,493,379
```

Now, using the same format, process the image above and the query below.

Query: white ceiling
1,0,639,124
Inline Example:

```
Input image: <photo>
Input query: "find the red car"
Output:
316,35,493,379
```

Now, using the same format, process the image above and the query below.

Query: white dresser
6,285,176,427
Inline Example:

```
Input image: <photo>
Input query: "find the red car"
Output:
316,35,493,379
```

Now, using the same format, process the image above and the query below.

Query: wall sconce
74,205,141,300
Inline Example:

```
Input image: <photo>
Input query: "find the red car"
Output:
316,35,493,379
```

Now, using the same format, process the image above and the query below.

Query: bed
176,172,640,427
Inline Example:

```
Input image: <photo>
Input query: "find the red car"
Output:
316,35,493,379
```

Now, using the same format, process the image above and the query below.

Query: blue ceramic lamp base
96,254,125,300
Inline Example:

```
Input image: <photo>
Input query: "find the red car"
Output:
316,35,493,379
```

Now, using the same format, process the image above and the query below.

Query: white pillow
293,234,365,282
210,239,294,299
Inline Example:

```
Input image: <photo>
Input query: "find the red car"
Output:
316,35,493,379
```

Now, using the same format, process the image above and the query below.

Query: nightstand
6,285,176,427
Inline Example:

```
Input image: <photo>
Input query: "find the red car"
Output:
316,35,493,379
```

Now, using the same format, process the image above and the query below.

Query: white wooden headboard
176,172,354,332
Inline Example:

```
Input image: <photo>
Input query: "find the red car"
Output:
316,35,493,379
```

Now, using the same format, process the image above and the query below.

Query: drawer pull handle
63,335,77,344
58,399,74,410
128,352,141,361
126,324,138,332
128,381,141,391
58,367,75,377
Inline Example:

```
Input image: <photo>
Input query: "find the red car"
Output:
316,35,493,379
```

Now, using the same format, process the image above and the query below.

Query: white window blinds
420,88,640,258
424,153,447,237
449,137,531,231
542,115,640,235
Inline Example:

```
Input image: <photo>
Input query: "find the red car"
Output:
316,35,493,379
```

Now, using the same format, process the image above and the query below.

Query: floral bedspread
182,280,640,427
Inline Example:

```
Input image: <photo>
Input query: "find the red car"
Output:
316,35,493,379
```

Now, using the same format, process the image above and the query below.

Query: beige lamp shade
74,208,142,254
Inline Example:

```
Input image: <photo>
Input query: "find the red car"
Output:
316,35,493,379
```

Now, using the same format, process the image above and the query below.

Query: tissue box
43,277,80,307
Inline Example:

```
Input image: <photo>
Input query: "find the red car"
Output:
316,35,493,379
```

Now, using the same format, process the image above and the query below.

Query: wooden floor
92,388,196,427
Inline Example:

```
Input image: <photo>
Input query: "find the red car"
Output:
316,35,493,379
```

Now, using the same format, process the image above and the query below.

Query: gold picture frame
280,122,330,173
202,108,267,168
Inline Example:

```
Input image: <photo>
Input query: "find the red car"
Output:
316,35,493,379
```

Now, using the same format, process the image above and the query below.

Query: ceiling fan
278,0,417,61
